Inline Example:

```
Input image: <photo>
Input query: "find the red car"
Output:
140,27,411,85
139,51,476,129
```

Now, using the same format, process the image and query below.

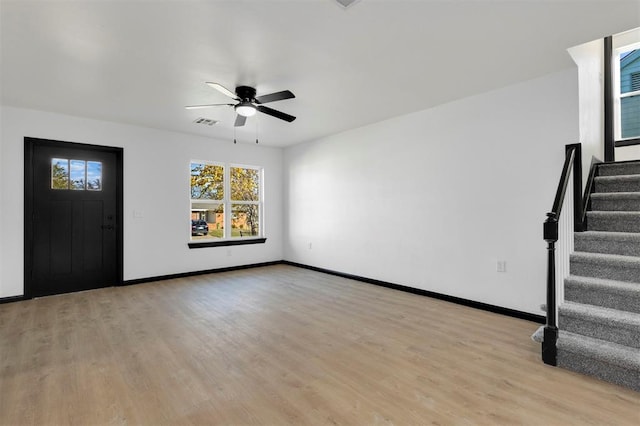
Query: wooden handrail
542,143,583,366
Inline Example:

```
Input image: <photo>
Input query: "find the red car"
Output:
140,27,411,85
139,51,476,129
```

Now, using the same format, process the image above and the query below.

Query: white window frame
613,41,640,142
189,160,264,243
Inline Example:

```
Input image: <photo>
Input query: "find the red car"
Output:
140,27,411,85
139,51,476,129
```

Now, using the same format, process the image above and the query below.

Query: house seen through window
190,162,262,241
618,48,640,140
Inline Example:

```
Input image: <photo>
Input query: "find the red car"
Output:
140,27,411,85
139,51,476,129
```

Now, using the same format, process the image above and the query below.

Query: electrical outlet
497,260,507,273
226,249,232,257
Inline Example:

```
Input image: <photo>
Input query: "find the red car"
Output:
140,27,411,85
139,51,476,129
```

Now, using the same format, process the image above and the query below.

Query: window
51,158,102,191
615,47,640,141
189,161,263,245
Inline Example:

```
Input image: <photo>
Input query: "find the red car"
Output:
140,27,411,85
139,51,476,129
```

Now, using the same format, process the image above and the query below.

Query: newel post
542,212,558,366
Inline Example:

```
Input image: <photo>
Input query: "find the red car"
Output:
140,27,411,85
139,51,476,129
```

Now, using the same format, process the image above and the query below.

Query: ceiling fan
186,83,296,127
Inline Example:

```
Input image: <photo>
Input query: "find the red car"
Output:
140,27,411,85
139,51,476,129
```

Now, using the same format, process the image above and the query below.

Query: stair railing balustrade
543,143,583,366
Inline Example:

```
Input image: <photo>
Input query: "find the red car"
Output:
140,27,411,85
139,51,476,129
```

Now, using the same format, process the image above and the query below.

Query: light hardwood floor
1,264,638,425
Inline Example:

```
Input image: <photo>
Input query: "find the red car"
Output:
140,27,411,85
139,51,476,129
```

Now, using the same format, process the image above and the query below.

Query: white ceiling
1,0,639,147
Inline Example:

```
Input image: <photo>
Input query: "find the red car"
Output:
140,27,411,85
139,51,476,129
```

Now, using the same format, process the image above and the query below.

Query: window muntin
190,162,262,242
51,158,102,191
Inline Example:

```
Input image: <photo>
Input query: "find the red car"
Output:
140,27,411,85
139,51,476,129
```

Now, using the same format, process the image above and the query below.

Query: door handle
101,225,114,230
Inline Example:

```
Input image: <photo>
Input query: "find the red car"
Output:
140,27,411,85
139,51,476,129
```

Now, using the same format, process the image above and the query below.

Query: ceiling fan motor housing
236,85,257,102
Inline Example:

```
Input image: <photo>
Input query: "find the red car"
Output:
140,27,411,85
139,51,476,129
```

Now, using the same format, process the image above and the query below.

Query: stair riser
594,179,640,193
586,216,640,232
558,350,640,392
564,283,640,314
598,163,640,177
574,236,640,257
559,313,640,349
591,198,640,211
570,257,640,283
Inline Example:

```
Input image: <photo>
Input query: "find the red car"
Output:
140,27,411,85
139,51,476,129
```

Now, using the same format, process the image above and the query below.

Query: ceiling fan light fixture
235,103,257,117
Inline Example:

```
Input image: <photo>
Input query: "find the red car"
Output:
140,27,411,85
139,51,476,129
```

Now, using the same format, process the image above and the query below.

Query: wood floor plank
1,264,638,425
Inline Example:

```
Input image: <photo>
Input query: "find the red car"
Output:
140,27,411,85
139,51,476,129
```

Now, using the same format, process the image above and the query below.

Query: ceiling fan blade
256,105,296,122
255,90,295,104
234,114,247,127
205,82,238,99
185,103,233,110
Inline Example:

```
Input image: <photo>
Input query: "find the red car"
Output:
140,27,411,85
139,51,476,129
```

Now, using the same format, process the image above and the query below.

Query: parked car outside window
191,219,209,236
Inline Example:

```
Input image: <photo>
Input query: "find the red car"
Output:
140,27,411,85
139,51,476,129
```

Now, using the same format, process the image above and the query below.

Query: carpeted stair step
574,231,640,257
590,192,640,211
557,331,640,392
558,302,640,348
570,251,640,283
585,211,640,232
565,275,640,314
597,161,640,177
594,174,640,193
552,160,640,390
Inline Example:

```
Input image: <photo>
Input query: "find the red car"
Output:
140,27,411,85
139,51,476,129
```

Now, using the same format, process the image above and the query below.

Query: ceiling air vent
334,0,361,9
193,117,218,126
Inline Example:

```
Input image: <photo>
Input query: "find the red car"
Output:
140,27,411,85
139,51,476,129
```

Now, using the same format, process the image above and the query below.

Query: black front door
25,138,123,297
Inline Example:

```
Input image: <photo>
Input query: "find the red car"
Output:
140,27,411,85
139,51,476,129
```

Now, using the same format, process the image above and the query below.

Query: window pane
70,160,86,190
231,167,260,201
191,204,224,239
620,49,639,95
621,94,640,139
231,204,259,237
51,158,69,190
87,161,102,191
191,163,224,200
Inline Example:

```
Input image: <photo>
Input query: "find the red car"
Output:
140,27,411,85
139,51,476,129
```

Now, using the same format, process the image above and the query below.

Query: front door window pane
87,161,102,190
51,158,69,189
70,160,86,190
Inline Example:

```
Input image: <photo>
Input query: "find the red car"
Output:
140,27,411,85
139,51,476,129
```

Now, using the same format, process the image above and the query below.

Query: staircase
557,161,640,391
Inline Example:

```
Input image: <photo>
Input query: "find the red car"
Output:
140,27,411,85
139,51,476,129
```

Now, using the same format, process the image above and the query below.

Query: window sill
615,137,640,147
188,238,267,249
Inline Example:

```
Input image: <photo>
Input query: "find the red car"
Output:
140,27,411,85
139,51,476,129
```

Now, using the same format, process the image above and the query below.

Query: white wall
568,38,605,178
283,69,579,315
0,106,284,298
